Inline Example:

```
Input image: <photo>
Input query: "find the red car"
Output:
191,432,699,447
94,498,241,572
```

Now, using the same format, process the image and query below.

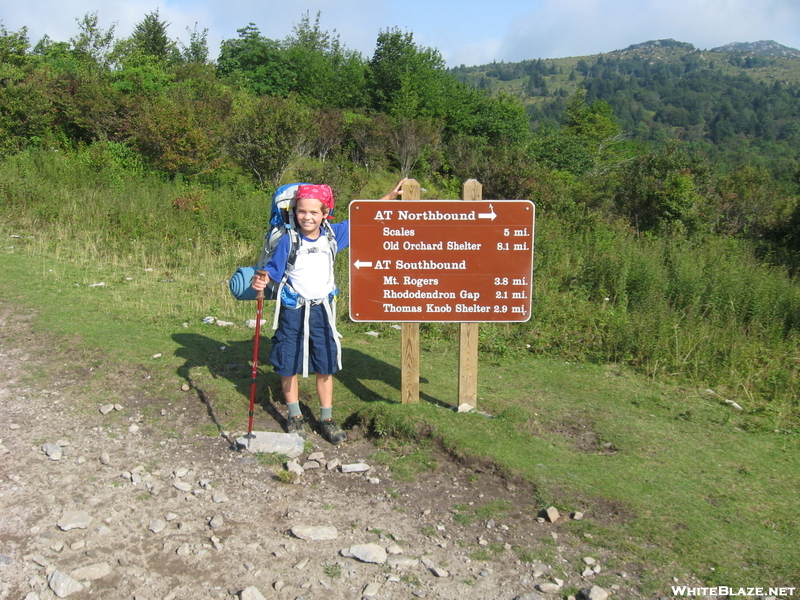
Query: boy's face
294,197,327,238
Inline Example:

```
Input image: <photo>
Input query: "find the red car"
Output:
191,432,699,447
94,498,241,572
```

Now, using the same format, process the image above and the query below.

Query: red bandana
295,184,334,219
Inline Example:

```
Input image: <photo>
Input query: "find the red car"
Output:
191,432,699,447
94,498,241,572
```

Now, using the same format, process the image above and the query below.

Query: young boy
250,180,405,444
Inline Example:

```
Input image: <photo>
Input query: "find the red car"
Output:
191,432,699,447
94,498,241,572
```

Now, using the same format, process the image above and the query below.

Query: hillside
710,40,800,58
449,39,800,171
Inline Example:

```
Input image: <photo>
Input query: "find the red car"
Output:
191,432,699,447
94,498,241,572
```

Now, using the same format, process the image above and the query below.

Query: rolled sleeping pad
229,266,258,300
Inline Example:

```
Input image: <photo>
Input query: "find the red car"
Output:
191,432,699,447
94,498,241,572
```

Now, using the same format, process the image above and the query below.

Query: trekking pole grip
254,270,266,301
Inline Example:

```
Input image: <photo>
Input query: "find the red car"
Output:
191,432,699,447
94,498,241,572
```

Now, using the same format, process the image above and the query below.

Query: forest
1,12,799,427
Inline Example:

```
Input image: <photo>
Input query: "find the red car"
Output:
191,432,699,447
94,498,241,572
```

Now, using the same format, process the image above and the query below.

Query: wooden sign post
401,179,420,405
459,179,482,407
348,180,535,406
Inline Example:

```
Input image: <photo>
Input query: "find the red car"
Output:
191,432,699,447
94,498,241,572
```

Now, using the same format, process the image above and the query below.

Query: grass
469,543,505,561
451,499,510,526
387,449,437,482
255,452,287,467
474,499,510,520
399,573,420,586
276,470,297,484
388,371,798,592
419,525,438,538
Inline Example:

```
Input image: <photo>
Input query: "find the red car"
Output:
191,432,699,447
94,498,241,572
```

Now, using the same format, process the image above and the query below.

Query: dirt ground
0,304,643,600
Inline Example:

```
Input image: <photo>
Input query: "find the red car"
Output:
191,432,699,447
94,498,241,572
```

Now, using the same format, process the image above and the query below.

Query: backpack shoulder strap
323,221,338,256
284,228,301,269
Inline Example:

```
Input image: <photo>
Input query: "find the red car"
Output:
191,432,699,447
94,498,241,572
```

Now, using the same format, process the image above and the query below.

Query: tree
131,9,177,63
713,164,794,238
529,91,628,176
179,23,209,64
32,35,72,64
311,107,346,161
444,134,489,183
133,81,229,176
343,110,390,171
524,71,548,97
68,12,117,69
1,19,130,150
283,12,367,108
613,142,714,235
225,93,314,187
0,22,31,67
0,68,56,155
468,91,530,146
49,66,124,144
528,124,597,175
109,53,174,97
563,91,618,140
217,24,294,97
474,145,540,201
389,116,442,176
368,27,447,119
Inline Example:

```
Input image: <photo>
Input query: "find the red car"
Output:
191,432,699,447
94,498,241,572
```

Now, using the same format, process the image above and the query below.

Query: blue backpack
229,183,338,302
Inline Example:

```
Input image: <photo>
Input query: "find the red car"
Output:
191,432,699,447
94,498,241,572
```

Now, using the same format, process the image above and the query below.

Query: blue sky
5,0,800,67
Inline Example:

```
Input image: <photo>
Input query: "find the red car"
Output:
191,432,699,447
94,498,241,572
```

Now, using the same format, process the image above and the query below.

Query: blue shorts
270,303,339,377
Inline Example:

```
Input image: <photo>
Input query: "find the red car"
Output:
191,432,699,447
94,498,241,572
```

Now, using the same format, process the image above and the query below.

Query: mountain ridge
453,39,800,71
617,38,800,58
709,40,800,57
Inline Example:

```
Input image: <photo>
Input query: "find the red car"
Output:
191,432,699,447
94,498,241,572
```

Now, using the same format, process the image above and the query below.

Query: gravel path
0,304,640,600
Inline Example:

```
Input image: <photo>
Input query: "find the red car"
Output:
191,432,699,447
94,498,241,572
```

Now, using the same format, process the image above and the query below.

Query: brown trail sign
348,201,535,322
348,179,536,406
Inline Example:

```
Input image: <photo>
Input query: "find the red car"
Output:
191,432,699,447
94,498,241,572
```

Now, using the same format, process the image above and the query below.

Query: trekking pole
245,272,266,449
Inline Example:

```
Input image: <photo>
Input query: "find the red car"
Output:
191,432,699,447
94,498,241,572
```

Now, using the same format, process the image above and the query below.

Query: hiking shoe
320,418,347,445
287,415,307,439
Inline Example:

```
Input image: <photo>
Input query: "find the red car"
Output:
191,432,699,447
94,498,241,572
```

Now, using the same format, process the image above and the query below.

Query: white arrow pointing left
354,260,373,269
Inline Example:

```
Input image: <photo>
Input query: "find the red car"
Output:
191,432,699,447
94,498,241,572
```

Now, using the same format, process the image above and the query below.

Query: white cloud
444,39,504,67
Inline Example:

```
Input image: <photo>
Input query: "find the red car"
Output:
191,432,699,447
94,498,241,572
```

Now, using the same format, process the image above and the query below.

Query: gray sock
320,406,332,421
287,402,302,419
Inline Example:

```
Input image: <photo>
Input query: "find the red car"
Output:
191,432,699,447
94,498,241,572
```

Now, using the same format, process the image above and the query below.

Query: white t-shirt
287,234,336,301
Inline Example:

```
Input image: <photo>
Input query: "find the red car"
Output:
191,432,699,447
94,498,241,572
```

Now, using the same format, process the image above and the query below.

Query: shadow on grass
171,334,445,440
171,333,283,446
338,347,442,405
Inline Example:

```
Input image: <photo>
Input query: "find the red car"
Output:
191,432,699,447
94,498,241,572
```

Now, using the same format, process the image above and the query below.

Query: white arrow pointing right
478,204,496,220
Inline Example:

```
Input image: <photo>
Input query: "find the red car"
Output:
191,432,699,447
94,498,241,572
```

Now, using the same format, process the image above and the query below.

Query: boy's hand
250,270,269,291
381,178,408,200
